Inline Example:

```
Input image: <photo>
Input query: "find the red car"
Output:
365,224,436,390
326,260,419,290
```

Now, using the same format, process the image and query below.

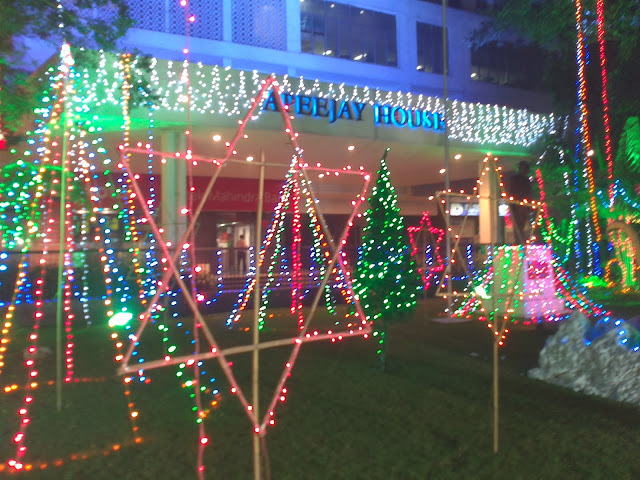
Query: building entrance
216,221,254,276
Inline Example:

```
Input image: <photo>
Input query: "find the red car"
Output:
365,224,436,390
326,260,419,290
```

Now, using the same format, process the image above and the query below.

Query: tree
473,1,640,277
355,148,422,371
471,0,640,148
0,0,133,142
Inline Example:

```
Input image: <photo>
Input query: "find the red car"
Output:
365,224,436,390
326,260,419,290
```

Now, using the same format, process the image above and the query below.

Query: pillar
161,130,187,249
478,159,502,245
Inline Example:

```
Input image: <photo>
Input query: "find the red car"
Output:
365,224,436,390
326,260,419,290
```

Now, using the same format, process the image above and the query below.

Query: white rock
529,311,640,406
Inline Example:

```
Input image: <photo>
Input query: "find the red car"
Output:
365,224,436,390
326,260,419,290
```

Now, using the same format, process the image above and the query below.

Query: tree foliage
472,0,640,145
0,0,133,140
617,117,640,175
612,116,640,219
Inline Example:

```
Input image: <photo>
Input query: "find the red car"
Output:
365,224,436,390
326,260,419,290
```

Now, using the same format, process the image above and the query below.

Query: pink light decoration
522,246,567,321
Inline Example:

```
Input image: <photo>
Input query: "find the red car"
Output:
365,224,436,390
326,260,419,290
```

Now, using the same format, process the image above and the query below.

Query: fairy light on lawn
119,52,145,306
535,162,575,263
4,41,69,469
84,54,143,442
0,48,67,381
94,188,142,439
179,5,212,470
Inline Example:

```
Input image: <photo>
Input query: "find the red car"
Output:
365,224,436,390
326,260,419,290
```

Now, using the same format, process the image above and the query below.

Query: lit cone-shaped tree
356,148,422,371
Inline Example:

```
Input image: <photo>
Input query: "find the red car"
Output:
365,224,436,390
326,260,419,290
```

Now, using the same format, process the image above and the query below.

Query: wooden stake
55,61,71,413
252,150,265,480
493,335,499,453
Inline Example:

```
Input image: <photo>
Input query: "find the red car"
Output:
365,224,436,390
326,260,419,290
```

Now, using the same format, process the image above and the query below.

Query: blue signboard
262,91,444,133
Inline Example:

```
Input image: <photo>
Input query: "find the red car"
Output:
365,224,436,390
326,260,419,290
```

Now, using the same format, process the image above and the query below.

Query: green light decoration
617,117,640,174
355,148,422,371
108,311,133,328
0,161,47,249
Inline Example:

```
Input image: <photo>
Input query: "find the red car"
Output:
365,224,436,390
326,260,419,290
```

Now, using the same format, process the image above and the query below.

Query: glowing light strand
574,0,602,246
596,0,614,208
7,176,55,469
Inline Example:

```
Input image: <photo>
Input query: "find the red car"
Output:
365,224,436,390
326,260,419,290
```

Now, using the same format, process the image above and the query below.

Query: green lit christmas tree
356,148,422,370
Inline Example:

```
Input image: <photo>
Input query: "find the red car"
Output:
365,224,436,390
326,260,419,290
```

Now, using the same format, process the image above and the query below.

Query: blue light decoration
584,316,640,352
596,180,640,211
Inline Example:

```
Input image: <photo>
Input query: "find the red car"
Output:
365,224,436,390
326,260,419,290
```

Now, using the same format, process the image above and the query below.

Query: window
301,0,397,67
416,22,446,75
126,0,223,41
419,0,462,8
471,42,544,90
417,0,504,13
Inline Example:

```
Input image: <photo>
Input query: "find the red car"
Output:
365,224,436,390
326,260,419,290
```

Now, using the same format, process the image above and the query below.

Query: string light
71,51,554,149
110,77,373,468
596,0,614,208
6,174,55,467
0,439,141,474
452,244,609,340
573,0,602,251
407,212,445,291
0,16,563,474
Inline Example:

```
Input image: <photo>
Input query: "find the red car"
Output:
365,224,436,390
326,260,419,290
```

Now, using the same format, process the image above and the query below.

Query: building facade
5,0,556,261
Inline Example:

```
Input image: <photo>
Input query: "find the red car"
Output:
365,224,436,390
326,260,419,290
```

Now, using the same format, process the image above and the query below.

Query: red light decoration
290,178,305,329
534,167,559,253
407,212,445,290
0,439,140,474
574,0,602,241
596,0,614,208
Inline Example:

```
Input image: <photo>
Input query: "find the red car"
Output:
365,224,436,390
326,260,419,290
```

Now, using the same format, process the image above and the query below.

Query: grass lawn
1,297,640,479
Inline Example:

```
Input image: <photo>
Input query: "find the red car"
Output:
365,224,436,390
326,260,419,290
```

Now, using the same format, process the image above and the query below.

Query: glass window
417,0,504,13
470,42,545,90
300,0,397,67
416,22,446,75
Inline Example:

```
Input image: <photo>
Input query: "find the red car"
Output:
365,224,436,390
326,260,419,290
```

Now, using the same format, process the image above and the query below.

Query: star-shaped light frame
116,76,372,434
